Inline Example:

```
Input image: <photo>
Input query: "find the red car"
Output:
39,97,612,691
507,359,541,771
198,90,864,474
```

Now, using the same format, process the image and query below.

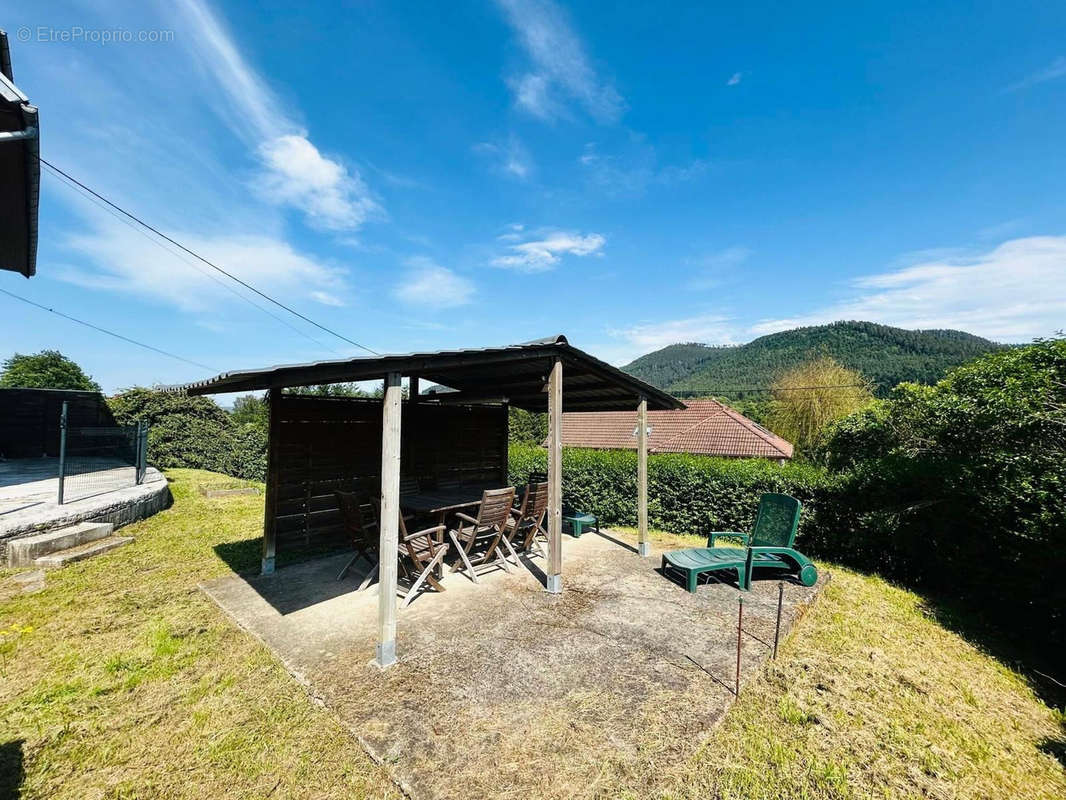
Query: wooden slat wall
0,389,113,459
271,395,508,554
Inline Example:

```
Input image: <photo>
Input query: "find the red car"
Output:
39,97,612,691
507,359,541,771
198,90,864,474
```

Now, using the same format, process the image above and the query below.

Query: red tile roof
557,399,793,459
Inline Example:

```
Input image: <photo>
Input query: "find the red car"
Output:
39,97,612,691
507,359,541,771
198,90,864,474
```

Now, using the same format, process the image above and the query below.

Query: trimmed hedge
509,443,833,541
109,388,268,481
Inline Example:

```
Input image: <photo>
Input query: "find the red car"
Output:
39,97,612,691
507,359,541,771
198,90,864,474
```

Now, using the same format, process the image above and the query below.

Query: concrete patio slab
202,532,827,800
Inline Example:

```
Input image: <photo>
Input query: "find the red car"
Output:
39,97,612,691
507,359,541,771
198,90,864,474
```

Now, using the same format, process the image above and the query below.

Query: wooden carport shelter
171,335,683,667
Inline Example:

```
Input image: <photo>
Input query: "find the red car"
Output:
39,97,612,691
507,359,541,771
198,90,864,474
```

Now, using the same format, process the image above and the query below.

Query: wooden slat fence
270,394,508,555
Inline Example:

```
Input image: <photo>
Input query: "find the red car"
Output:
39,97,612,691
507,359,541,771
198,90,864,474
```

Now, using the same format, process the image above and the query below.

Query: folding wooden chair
333,490,379,586
505,480,550,561
448,487,516,583
374,499,451,608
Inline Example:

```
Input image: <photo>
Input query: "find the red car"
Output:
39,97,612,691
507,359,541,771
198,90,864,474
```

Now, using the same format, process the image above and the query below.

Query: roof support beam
261,388,280,575
375,371,402,669
637,396,649,558
546,357,563,594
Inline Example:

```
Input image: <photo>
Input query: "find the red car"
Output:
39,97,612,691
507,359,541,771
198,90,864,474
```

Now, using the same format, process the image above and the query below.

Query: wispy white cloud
59,212,350,312
494,0,625,122
173,0,381,230
751,236,1066,342
607,314,738,362
394,257,475,308
497,223,526,242
687,246,751,289
726,72,743,86
977,218,1028,241
491,230,606,272
1005,56,1066,92
473,135,534,179
579,140,708,198
257,135,382,230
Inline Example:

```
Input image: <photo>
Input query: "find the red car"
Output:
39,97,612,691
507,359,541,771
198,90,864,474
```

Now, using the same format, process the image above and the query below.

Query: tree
767,356,873,454
813,338,1066,661
285,383,369,397
109,387,267,480
0,350,101,392
230,393,268,427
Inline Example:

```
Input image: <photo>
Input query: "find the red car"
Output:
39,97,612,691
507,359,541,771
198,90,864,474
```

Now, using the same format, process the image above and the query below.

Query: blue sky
2,0,1065,395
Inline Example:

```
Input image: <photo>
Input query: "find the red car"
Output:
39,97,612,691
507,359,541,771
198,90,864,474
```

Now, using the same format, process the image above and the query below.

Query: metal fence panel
57,402,151,504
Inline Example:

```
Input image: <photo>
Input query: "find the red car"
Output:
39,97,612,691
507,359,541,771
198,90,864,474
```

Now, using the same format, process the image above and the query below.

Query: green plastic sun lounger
661,493,818,592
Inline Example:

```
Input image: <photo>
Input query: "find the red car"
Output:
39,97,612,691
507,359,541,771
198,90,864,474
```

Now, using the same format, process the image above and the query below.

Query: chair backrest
400,477,421,496
528,472,548,485
750,493,802,548
525,481,549,520
374,499,438,565
334,490,376,548
477,486,516,531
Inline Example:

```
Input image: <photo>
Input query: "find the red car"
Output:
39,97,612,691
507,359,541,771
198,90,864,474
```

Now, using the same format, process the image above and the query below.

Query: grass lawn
2,469,1063,799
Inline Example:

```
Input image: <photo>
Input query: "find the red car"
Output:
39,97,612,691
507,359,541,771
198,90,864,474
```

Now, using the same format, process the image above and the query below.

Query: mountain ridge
621,320,1005,399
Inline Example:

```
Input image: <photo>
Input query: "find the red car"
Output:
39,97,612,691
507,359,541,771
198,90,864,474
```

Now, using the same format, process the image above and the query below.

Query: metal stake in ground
773,582,784,660
735,595,743,697
57,401,68,505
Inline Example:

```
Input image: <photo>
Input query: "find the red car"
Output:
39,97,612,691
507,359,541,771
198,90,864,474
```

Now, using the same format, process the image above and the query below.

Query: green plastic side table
563,512,599,538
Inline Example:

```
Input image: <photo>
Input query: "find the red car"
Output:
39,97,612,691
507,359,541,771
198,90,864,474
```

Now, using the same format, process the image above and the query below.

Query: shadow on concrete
0,739,24,800
0,502,43,517
591,529,638,554
212,540,366,615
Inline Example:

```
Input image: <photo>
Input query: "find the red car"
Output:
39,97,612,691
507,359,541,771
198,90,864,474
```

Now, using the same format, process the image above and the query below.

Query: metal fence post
136,421,147,484
735,595,744,697
772,582,784,660
57,401,68,505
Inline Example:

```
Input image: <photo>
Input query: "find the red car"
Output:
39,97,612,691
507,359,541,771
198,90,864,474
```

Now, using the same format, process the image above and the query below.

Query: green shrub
814,338,1066,657
508,443,833,539
109,388,267,481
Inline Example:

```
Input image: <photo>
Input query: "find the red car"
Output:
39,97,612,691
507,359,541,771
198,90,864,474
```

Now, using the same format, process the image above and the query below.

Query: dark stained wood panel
269,395,508,554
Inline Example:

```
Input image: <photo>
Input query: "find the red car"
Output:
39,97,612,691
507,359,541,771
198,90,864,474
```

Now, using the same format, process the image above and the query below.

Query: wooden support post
261,389,280,575
637,396,649,557
546,358,563,593
376,372,403,668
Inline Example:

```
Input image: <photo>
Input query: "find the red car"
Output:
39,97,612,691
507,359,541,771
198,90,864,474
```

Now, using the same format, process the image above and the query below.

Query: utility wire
0,287,217,371
42,165,342,356
39,159,380,355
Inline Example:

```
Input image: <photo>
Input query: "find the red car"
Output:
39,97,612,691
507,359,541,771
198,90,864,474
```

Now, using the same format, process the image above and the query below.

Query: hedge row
109,388,268,481
508,443,834,541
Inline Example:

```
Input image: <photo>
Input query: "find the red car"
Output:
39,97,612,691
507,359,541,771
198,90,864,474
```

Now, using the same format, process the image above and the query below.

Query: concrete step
33,535,133,569
7,521,114,567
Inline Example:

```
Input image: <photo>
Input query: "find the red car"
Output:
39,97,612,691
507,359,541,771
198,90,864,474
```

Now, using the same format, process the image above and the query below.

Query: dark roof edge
163,335,683,411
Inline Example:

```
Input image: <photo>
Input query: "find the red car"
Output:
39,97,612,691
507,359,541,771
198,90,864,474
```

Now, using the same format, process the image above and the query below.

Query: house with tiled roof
555,398,793,461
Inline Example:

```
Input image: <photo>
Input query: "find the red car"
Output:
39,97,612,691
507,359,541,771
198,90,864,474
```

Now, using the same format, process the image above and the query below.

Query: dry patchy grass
0,469,397,800
608,527,1066,799
1,474,1062,799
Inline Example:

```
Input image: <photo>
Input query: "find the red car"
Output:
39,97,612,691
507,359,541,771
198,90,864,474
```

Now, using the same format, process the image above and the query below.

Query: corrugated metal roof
164,334,685,414
557,398,793,459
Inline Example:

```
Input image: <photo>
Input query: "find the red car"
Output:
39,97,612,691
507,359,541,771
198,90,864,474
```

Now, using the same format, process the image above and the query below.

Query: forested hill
622,321,1005,397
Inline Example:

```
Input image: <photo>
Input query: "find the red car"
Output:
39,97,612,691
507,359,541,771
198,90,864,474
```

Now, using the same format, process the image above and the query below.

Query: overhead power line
39,159,380,356
1,287,217,371
43,165,340,356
